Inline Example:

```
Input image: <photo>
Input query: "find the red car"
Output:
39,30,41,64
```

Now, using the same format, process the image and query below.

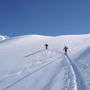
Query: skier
63,46,68,55
45,44,48,50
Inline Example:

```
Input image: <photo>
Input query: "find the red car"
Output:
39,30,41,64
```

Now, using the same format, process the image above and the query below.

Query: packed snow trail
65,55,87,90
62,55,77,90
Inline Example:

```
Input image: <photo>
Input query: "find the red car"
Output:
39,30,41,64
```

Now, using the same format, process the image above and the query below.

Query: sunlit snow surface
0,35,9,41
0,34,90,90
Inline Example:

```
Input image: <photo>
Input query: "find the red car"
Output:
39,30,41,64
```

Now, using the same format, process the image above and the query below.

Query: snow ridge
0,35,9,42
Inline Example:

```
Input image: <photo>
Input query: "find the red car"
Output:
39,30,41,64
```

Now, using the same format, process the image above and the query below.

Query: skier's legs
46,46,48,50
65,50,67,55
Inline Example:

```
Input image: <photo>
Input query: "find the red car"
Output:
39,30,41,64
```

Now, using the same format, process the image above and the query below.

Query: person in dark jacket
45,44,48,50
63,46,68,55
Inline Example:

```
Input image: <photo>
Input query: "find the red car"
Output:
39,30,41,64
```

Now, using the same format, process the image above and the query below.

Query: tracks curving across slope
0,49,87,90
0,50,64,90
64,55,87,90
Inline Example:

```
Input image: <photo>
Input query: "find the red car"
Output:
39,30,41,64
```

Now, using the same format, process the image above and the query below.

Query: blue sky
0,0,90,37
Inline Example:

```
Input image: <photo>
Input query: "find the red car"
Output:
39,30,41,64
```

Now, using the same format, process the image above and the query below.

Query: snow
0,34,90,90
0,35,9,42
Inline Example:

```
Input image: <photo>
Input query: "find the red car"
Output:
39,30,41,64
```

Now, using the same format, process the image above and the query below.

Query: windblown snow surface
0,35,9,42
0,34,90,90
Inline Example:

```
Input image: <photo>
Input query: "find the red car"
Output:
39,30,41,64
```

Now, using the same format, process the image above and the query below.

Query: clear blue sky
0,0,90,37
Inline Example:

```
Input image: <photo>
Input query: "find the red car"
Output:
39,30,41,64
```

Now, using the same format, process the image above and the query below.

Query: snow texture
0,34,90,90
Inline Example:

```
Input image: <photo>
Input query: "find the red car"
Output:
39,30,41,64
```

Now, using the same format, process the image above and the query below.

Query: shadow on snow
24,49,44,58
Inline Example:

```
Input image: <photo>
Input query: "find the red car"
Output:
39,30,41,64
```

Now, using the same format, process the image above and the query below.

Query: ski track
65,55,87,90
62,57,77,90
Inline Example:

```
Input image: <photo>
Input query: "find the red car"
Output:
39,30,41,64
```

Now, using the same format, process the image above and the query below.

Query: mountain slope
0,34,90,90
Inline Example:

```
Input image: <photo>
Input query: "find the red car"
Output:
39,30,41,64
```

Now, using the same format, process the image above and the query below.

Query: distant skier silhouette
45,44,48,50
63,46,68,55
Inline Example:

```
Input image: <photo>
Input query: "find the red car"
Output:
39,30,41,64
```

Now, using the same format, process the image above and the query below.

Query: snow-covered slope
0,35,9,42
0,34,90,90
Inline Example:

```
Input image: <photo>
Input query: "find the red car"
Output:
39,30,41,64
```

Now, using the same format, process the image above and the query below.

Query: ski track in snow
65,55,87,90
63,55,77,90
